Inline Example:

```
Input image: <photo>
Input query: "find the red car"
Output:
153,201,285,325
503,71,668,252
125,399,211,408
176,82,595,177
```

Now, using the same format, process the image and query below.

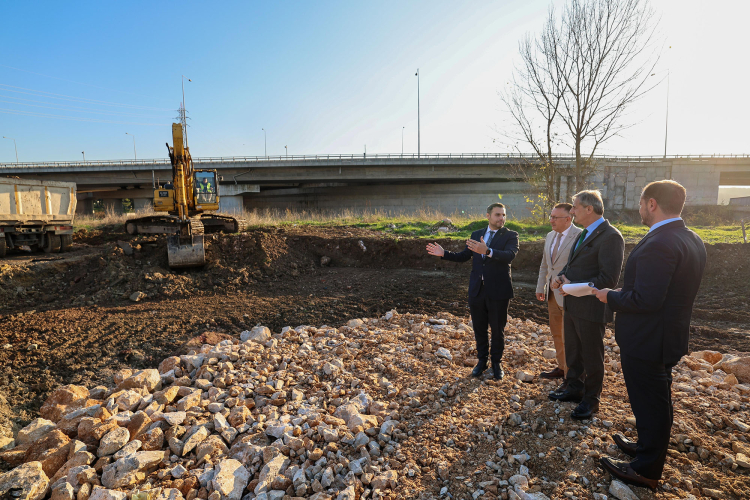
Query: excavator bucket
167,234,206,268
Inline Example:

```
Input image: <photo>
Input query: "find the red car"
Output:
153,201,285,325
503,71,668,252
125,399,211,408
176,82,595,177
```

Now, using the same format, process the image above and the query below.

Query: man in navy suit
594,180,706,490
426,203,519,380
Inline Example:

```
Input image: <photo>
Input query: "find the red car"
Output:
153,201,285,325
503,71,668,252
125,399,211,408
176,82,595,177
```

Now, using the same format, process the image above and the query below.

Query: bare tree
504,0,660,193
501,7,569,209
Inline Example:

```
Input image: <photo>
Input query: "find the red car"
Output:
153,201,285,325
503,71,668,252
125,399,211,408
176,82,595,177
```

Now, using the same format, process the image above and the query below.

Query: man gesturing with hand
426,203,519,380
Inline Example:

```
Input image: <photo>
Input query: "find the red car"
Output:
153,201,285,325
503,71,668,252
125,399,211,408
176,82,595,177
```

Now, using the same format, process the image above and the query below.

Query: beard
640,210,654,227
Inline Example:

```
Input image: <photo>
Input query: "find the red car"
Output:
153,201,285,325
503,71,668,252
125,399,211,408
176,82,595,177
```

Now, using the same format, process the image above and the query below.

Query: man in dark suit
549,190,624,420
594,180,706,490
426,203,519,380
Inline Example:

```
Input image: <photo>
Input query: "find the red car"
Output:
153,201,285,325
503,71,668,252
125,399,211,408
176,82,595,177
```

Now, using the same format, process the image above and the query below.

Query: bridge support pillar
76,198,94,215
219,195,244,214
132,198,153,212
103,199,124,215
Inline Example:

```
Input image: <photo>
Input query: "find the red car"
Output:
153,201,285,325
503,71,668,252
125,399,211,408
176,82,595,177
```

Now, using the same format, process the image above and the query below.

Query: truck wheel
60,234,73,252
44,234,62,254
125,222,138,235
0,237,5,258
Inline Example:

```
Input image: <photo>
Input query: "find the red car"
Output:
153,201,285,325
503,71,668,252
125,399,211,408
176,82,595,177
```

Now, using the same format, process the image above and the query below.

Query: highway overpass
1,153,748,216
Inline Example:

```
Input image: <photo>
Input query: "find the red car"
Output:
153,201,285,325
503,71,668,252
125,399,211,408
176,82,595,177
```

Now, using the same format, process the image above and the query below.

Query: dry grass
237,207,482,227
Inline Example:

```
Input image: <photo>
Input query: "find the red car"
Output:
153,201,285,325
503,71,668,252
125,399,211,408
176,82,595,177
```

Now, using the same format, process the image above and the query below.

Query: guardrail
1,152,749,169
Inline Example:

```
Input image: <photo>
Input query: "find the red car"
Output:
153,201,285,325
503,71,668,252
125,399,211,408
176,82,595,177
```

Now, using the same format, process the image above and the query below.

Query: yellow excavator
125,123,242,268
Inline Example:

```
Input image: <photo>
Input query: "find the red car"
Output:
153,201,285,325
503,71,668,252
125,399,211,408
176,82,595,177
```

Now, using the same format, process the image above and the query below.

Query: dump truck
0,177,77,257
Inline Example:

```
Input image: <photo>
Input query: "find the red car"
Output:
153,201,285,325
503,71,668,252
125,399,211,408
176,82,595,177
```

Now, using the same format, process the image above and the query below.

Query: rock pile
1,312,749,500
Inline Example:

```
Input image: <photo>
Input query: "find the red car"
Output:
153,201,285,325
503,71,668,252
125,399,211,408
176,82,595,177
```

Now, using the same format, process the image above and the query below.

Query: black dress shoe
599,456,658,490
612,433,637,457
550,380,569,394
540,367,565,379
471,361,488,378
492,362,504,380
548,388,583,402
571,400,598,420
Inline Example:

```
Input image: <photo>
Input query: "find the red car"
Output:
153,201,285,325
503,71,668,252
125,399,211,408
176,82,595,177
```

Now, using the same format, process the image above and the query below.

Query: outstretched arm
426,242,472,262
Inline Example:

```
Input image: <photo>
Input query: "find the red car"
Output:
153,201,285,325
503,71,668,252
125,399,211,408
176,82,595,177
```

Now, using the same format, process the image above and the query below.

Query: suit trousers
564,312,605,405
621,353,675,480
468,282,510,364
547,294,567,374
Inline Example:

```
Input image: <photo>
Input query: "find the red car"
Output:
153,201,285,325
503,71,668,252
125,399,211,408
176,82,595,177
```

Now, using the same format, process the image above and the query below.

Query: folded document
561,282,597,297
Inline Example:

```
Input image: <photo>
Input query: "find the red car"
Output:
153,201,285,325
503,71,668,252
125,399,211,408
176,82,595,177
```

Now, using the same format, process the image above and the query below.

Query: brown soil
1,226,748,480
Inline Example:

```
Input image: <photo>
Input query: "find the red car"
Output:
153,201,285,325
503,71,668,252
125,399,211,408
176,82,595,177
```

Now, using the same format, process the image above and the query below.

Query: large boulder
23,429,71,477
254,454,289,494
240,326,271,344
212,459,250,500
16,419,57,446
100,451,165,489
88,489,128,500
720,356,750,384
0,461,49,500
40,385,89,423
116,369,161,393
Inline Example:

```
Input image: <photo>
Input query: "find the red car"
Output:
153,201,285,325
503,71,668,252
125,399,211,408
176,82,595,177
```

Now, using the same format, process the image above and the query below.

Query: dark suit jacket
560,219,624,323
442,227,519,300
608,220,706,364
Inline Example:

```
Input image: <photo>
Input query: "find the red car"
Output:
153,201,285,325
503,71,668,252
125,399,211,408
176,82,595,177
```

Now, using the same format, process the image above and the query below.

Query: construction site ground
1,225,749,499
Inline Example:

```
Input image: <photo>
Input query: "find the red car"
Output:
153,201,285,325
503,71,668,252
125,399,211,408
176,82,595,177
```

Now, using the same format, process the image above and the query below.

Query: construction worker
198,177,212,202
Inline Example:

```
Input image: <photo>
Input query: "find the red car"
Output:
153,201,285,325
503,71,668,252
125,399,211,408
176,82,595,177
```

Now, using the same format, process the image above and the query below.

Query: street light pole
82,151,86,163
125,132,137,160
262,128,267,157
284,145,288,159
415,69,420,158
664,69,670,158
2,136,18,164
401,127,404,156
181,75,192,147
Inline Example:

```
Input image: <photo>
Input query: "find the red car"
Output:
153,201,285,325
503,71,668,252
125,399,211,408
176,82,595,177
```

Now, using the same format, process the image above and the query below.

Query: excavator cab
194,171,218,208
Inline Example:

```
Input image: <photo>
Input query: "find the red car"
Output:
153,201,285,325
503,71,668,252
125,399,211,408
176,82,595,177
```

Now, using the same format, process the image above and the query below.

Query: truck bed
0,177,76,224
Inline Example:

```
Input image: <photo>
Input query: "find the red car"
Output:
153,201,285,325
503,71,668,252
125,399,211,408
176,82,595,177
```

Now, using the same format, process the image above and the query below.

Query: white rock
162,411,187,426
100,451,165,489
16,419,57,446
435,347,452,360
152,489,184,500
347,319,364,328
516,371,534,383
97,427,130,457
241,326,271,343
509,475,529,488
542,349,557,360
608,480,639,500
337,486,356,500
254,454,288,494
89,489,128,500
212,459,250,500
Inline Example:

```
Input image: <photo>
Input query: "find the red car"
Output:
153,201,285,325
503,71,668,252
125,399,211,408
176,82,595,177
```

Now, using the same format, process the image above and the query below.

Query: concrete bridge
1,154,748,216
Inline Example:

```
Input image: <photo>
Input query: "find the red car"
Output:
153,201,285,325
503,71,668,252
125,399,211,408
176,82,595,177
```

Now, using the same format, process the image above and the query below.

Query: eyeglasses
549,216,570,220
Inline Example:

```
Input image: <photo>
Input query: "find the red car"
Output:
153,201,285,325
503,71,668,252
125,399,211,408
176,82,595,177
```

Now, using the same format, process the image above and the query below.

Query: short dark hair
486,202,505,214
553,202,573,212
641,180,686,216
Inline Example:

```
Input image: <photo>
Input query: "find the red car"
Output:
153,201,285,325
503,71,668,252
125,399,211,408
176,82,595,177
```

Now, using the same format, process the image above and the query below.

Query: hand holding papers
561,282,598,297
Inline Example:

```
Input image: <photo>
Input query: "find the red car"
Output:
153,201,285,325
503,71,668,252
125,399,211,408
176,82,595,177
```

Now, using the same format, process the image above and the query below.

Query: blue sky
1,0,748,162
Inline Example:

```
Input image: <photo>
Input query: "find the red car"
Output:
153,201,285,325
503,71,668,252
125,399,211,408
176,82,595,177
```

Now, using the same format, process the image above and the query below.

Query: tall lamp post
262,128,267,157
401,127,404,156
2,136,18,164
181,75,192,147
284,145,288,159
415,69,420,158
82,151,86,163
125,132,137,160
664,69,670,158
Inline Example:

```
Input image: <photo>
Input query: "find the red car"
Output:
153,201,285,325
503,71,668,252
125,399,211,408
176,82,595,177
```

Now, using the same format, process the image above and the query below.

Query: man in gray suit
535,203,582,379
549,190,624,420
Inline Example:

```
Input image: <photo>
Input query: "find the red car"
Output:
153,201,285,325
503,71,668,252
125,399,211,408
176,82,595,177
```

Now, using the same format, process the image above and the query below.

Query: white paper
561,282,597,297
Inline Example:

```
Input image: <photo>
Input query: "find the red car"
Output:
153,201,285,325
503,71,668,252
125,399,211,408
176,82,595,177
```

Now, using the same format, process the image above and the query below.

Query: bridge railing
1,152,749,168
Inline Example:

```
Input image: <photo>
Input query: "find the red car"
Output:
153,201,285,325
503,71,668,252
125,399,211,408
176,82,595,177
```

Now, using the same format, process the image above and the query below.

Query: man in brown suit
535,203,582,379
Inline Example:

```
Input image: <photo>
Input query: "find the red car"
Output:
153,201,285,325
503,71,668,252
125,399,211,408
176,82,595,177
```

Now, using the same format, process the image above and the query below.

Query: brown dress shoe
599,456,658,490
612,433,637,457
540,367,565,379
